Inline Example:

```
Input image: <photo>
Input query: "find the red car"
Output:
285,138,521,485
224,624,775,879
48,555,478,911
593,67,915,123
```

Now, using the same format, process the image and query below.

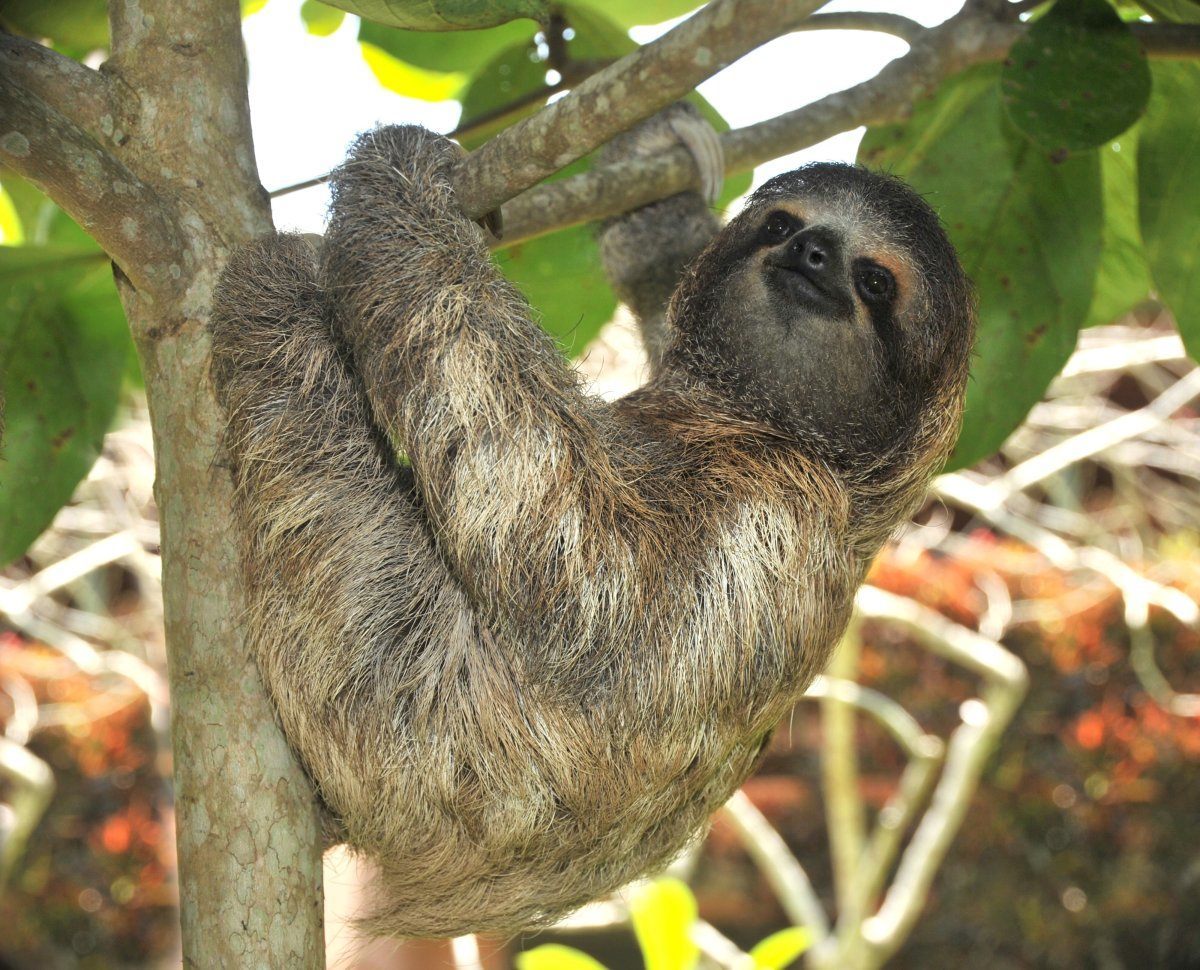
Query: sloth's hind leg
209,233,471,823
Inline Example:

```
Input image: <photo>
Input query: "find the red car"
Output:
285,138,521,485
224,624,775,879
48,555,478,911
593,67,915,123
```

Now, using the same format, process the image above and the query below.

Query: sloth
208,110,974,939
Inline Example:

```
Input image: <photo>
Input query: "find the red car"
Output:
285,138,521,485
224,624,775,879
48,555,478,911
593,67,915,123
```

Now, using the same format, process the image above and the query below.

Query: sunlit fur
208,123,974,938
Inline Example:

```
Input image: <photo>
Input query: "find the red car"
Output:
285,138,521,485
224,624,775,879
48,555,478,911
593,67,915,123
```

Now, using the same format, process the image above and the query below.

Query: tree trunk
103,0,326,963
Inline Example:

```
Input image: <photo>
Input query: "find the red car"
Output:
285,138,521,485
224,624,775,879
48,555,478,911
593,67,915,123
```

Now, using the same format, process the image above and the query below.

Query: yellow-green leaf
749,927,813,970
301,0,346,35
0,187,23,245
629,879,699,970
516,944,610,970
360,42,466,100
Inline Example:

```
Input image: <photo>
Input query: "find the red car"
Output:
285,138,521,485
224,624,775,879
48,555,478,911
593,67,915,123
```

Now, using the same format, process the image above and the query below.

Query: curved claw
668,110,725,206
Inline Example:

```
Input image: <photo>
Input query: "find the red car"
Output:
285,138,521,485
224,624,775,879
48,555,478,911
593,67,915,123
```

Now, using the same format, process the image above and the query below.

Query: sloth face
666,163,974,463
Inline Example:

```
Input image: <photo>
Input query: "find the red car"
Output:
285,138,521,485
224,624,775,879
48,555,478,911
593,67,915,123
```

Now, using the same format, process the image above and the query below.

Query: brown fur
207,123,974,938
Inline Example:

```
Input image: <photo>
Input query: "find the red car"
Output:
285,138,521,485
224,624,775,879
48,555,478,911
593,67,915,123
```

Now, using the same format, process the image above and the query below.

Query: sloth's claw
668,109,725,205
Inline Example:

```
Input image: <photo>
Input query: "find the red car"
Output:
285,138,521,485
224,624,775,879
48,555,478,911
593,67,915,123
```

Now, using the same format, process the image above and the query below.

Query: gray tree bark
2,0,327,964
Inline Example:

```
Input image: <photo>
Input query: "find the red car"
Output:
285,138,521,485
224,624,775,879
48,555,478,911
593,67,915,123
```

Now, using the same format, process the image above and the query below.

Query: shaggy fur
207,123,975,938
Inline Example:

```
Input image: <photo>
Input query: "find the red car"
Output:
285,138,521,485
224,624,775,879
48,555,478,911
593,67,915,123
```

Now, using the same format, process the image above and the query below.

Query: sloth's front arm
322,126,659,645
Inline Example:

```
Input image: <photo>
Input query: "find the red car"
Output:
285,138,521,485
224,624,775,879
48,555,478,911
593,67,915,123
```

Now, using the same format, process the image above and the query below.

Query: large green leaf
1084,135,1152,328
1139,61,1200,360
860,66,1103,470
0,246,132,565
327,0,546,30
1002,0,1151,153
498,219,618,357
0,0,109,51
358,17,537,74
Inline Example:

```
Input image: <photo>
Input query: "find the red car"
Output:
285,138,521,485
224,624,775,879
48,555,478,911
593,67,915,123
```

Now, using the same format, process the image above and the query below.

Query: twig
693,920,755,969
861,680,1024,962
798,12,925,44
855,586,1028,690
996,369,1200,499
721,790,831,942
0,737,55,886
0,531,143,617
820,621,866,923
805,676,939,761
452,0,834,219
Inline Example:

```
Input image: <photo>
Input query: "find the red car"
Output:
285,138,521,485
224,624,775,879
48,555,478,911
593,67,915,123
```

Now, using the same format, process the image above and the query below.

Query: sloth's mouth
766,263,850,317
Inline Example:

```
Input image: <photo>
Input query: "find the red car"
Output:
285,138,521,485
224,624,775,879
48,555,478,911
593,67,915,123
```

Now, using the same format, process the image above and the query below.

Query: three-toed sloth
209,111,974,938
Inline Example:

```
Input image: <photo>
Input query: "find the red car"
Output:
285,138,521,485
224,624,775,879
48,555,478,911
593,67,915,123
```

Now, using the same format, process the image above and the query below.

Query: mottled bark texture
1,0,326,964
106,2,327,964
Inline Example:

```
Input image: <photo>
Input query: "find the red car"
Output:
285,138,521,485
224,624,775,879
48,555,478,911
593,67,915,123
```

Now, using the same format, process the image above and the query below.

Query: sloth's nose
790,227,840,276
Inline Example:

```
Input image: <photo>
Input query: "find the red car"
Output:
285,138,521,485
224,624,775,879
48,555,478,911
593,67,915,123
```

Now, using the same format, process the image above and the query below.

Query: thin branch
0,75,184,295
820,623,867,922
452,0,834,220
997,368,1200,498
721,790,831,942
493,17,1200,247
797,12,925,44
862,680,1023,962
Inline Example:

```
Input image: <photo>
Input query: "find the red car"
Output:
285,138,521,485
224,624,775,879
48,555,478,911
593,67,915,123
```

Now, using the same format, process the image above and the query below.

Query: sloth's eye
764,211,794,239
855,264,895,304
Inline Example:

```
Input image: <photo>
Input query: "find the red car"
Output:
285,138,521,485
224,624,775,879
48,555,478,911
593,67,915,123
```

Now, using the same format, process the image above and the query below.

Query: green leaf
1002,0,1151,153
301,0,347,35
242,0,271,15
1084,136,1151,327
1139,61,1200,360
0,176,93,248
629,878,699,970
456,5,637,144
497,222,617,358
748,927,813,970
571,0,702,28
0,187,23,245
360,40,467,99
515,943,610,970
1134,0,1200,20
0,246,132,565
860,65,1103,469
358,17,536,73
0,0,109,51
324,0,547,30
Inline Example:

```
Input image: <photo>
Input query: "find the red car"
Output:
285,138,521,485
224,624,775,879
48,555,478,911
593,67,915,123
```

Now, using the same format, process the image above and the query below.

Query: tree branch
798,11,925,44
0,74,184,295
0,33,117,142
493,17,1200,247
452,0,833,219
